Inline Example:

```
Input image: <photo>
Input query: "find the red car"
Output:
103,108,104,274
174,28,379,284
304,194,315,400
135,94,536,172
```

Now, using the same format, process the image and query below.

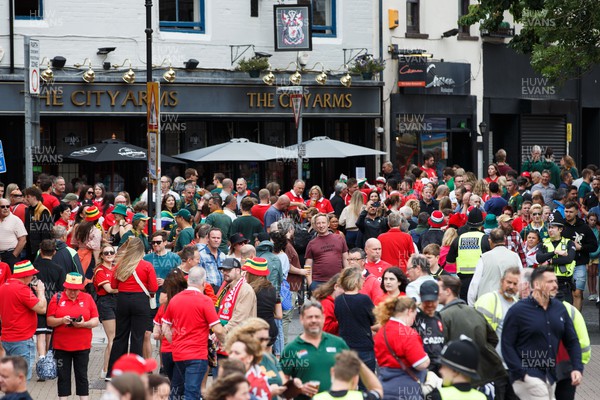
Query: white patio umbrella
285,136,385,158
174,138,283,162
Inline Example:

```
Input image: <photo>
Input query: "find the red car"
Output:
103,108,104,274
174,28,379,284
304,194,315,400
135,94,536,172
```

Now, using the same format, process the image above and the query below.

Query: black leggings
55,349,90,397
107,292,151,375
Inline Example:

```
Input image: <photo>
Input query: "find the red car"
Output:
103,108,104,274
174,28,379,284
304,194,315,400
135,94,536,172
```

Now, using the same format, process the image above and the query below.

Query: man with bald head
235,178,258,210
264,196,290,233
219,178,234,202
363,238,391,280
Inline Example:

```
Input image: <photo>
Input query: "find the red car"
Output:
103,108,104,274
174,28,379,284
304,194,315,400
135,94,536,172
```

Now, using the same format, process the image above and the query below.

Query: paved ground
23,299,600,399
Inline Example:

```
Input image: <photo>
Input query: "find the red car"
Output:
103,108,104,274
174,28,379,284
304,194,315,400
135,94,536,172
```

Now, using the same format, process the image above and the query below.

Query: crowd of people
0,144,597,400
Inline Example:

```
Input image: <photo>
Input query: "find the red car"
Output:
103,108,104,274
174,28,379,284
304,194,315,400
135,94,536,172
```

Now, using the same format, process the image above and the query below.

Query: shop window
299,0,336,37
160,0,205,33
15,0,43,20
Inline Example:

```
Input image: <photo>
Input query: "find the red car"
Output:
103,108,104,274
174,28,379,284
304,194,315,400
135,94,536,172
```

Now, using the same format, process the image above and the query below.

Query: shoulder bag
133,270,157,309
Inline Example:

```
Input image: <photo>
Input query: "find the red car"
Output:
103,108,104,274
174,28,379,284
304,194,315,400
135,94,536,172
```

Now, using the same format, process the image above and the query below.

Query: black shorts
36,314,52,335
97,294,117,322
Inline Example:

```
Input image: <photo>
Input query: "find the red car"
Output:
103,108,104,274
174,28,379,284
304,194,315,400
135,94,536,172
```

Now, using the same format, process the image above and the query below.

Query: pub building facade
0,0,385,194
0,74,382,193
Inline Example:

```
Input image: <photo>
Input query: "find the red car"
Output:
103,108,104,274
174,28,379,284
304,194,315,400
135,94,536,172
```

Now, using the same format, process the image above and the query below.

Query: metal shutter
520,115,566,163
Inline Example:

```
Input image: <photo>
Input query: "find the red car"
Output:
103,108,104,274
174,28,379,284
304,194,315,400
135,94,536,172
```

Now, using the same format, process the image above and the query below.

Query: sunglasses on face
102,251,115,256
0,205,10,209
151,241,163,245
87,191,93,194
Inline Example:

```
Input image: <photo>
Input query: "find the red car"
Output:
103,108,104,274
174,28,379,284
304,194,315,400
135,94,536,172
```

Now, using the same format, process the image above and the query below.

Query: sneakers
588,294,598,301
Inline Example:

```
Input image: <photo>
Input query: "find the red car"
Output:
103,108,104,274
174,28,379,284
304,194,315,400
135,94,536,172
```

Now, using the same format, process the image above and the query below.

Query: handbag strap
382,325,419,382
132,270,150,298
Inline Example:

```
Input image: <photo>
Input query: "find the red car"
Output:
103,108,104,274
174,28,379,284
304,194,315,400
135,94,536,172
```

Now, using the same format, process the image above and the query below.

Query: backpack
293,223,316,254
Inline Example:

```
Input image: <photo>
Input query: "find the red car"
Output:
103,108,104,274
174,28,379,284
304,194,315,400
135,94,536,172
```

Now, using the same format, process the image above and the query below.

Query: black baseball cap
420,280,439,302
219,258,242,270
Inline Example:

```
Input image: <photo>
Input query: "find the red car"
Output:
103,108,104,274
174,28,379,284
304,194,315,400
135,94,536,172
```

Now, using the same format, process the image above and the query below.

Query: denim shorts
573,264,588,291
2,338,35,380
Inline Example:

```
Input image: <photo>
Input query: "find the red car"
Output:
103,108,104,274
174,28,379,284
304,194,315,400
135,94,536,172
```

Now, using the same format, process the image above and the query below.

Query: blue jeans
273,319,284,356
2,339,35,380
170,359,207,400
357,350,376,390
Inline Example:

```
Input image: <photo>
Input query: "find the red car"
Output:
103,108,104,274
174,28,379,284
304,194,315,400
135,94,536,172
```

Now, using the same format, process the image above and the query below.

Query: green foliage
349,57,385,74
236,57,270,72
458,0,600,83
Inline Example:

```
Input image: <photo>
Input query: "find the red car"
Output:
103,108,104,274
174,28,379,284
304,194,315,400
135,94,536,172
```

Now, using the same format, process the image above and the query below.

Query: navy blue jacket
501,296,583,384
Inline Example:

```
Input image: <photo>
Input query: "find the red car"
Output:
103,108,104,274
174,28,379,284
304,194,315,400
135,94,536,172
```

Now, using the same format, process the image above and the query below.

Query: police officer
446,209,490,301
535,212,576,303
428,336,486,400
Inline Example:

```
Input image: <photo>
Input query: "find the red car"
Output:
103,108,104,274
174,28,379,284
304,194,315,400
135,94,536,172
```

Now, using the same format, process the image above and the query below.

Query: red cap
111,354,157,376
521,171,531,179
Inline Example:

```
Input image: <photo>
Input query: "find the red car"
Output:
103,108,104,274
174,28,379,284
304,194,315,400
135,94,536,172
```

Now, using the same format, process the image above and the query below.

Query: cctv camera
376,127,385,134
298,52,310,68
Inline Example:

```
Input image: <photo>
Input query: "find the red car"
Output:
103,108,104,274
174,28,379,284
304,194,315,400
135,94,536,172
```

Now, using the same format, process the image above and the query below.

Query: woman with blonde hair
560,155,579,179
230,318,290,396
305,185,334,214
404,199,420,221
334,267,376,373
107,237,158,376
93,244,119,379
340,190,364,248
373,296,429,400
473,179,490,203
439,227,458,275
4,183,18,199
226,333,271,400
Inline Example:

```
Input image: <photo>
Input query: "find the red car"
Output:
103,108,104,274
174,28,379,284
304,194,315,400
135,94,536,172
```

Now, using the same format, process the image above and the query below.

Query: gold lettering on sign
312,94,324,108
168,91,178,106
323,93,332,108
139,91,148,106
40,88,64,106
345,94,352,108
91,91,103,106
122,91,139,107
304,93,313,106
71,90,86,106
278,94,289,108
107,91,120,106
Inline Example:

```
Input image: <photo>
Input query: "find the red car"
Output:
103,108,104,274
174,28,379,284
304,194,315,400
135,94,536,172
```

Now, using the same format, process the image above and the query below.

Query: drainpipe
9,0,15,73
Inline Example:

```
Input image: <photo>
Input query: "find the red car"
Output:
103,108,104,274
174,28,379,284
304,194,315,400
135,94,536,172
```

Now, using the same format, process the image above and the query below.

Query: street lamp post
478,121,487,179
145,0,154,235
